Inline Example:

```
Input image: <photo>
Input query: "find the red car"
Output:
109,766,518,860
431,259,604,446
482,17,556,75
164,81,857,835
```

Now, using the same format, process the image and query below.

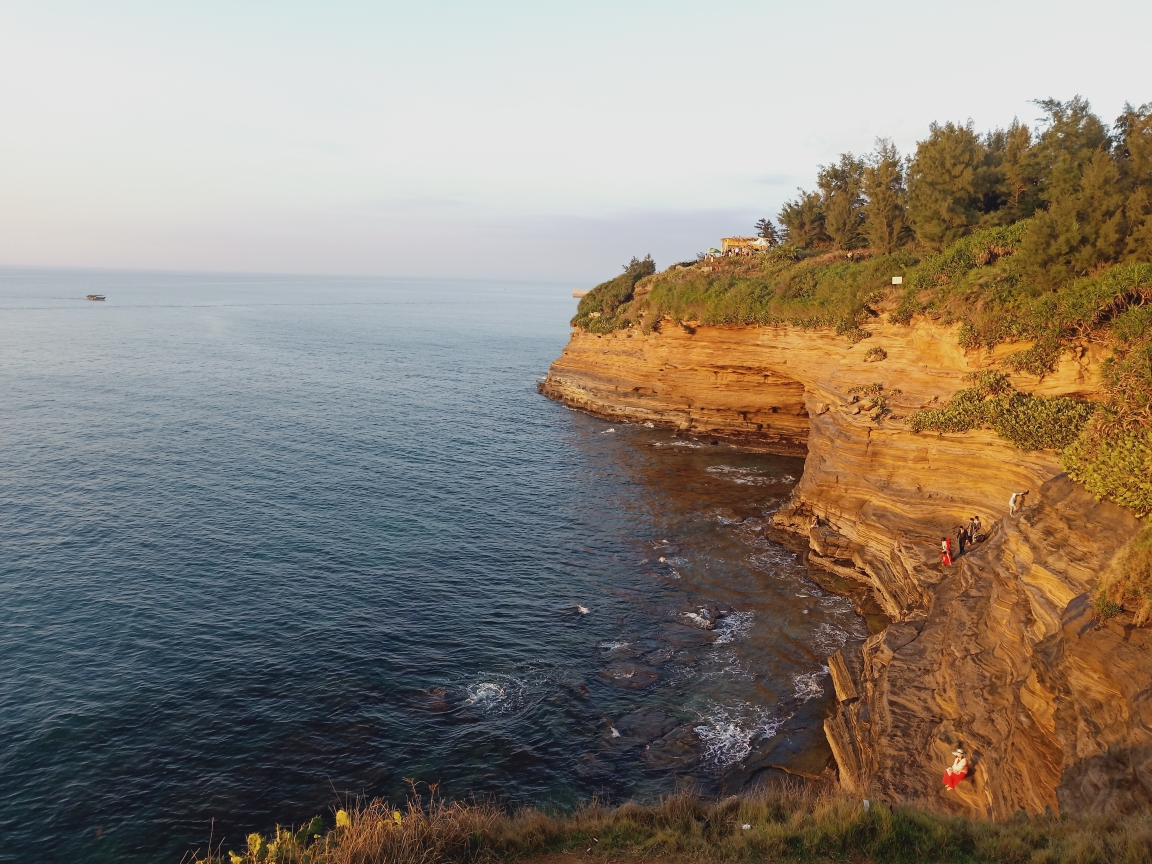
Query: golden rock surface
540,320,1150,815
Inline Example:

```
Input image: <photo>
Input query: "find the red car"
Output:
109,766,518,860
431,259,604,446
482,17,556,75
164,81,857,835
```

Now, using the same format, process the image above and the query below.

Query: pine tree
907,122,995,249
754,218,780,246
984,119,1039,223
1016,98,1131,285
818,154,865,250
1115,103,1152,260
861,139,909,253
1030,96,1112,204
778,190,827,248
1018,149,1128,286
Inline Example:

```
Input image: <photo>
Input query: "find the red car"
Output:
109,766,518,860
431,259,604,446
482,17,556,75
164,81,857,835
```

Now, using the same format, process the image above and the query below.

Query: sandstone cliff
540,319,1150,816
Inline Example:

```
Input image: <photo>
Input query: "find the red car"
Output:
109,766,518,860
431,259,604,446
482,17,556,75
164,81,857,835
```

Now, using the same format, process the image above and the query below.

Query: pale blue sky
1,0,1149,282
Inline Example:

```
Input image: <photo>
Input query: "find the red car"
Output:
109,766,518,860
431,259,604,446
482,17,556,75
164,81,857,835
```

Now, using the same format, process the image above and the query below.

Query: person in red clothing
940,536,953,567
943,748,969,790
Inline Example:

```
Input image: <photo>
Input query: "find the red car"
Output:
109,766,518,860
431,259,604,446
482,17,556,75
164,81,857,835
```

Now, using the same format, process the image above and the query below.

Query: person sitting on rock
943,748,969,790
940,536,953,568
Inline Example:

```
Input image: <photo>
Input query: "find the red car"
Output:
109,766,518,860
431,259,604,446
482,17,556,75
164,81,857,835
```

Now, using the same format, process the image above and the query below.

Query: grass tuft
187,785,1152,864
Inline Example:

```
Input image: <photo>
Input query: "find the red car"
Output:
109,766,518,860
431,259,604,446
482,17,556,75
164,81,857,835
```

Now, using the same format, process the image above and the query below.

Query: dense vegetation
570,96,1152,526
190,786,1152,864
1095,523,1152,625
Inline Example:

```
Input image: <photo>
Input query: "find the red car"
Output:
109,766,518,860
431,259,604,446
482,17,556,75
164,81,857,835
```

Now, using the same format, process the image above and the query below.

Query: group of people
940,515,983,567
939,491,1033,568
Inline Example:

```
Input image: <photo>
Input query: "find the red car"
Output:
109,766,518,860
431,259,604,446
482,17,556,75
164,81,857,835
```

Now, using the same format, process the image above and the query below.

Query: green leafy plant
908,371,1094,451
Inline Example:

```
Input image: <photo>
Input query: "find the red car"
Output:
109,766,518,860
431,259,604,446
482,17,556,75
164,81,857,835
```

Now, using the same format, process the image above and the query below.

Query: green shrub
909,372,1094,451
1062,431,1152,516
570,256,655,330
907,221,1030,292
1094,593,1124,620
1003,337,1064,378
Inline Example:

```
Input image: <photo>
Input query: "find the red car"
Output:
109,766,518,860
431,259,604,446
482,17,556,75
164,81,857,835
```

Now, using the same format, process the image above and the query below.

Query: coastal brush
189,782,1152,864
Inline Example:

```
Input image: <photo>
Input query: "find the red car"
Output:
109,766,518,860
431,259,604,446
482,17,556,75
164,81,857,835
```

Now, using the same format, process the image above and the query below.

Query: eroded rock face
842,476,1147,818
540,320,1148,814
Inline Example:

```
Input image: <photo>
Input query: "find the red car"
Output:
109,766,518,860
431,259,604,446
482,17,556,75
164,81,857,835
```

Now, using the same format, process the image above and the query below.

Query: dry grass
186,782,1152,864
1097,523,1152,624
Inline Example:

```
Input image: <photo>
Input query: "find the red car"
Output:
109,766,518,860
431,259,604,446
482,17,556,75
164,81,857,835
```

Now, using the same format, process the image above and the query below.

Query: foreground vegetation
189,785,1152,864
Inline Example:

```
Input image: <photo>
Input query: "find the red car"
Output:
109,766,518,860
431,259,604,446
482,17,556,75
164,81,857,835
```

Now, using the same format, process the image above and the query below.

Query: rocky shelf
540,318,1150,817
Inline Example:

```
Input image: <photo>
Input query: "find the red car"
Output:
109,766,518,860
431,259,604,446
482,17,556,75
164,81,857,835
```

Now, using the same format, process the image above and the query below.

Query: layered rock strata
541,319,1149,815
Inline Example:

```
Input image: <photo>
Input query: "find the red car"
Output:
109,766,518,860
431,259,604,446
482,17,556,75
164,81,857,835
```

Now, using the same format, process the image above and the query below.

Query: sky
1,0,1150,283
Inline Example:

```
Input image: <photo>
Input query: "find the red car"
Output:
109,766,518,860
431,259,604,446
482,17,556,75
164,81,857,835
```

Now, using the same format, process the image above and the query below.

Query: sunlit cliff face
542,319,1150,818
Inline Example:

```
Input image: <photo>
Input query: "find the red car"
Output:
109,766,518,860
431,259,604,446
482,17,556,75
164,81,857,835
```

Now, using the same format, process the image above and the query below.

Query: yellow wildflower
336,809,351,828
393,811,403,825
228,852,243,864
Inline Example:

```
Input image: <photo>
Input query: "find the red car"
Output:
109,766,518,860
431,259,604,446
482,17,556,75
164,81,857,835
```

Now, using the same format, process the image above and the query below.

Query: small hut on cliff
721,236,770,256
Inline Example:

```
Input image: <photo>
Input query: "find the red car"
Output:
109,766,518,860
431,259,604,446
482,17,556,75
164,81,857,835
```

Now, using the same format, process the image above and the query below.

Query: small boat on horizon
86,294,106,301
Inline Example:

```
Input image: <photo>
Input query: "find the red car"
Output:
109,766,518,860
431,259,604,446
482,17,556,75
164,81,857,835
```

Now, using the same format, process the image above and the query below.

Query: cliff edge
540,318,1150,816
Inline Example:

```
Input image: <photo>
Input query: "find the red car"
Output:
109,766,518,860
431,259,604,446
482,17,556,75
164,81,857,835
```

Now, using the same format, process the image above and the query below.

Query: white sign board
891,276,903,285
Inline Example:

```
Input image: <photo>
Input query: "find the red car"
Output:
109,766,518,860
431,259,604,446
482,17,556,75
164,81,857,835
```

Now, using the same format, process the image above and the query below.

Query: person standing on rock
969,515,982,541
943,748,969,790
940,536,953,568
1009,491,1029,516
956,525,969,556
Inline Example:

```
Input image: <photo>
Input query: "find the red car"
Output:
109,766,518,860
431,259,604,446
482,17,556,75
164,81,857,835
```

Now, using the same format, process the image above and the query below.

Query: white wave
691,654,753,682
793,667,829,702
466,682,505,705
601,427,616,433
463,673,533,714
704,466,796,486
598,641,630,651
650,440,704,449
694,702,791,767
818,595,856,614
713,610,754,645
812,622,849,656
710,509,744,525
748,547,801,572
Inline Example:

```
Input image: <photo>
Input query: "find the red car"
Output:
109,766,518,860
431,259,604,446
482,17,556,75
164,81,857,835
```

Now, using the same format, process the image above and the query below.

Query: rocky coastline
540,318,1151,817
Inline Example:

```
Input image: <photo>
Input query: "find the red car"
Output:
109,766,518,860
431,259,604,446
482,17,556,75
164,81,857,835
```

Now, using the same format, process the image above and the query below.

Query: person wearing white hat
943,747,969,790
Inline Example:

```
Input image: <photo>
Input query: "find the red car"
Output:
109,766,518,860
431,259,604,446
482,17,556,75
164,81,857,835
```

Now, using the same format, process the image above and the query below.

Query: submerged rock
600,662,661,690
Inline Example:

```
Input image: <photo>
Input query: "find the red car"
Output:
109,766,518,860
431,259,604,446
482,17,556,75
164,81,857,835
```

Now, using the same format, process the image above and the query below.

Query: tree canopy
775,96,1152,274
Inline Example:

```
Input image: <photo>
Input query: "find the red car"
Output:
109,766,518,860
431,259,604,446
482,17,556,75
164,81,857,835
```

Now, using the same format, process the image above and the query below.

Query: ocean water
0,271,866,863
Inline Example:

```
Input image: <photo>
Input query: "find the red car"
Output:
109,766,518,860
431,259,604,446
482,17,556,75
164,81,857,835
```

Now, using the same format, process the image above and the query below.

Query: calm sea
0,271,865,862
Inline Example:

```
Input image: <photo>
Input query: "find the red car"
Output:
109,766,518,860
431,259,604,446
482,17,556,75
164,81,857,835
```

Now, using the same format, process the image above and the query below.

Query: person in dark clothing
956,525,969,555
